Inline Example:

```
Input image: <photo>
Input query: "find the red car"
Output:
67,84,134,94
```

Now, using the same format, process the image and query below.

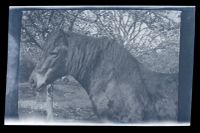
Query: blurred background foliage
19,9,181,82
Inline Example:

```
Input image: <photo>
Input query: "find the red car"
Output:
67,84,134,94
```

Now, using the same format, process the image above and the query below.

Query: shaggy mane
63,32,141,87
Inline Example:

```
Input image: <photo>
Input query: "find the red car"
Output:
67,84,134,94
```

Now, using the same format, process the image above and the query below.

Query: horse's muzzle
29,76,46,92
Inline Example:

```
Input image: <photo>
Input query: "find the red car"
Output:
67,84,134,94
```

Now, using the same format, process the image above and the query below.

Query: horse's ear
59,28,65,34
48,28,61,41
59,29,69,47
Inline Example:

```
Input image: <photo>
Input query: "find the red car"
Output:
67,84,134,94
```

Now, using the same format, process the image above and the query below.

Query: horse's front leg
87,79,117,122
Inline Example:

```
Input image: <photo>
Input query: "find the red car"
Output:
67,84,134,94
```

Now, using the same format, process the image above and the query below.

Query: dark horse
29,29,178,122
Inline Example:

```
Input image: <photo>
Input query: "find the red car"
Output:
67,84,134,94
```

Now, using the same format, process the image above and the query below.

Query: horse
29,29,178,122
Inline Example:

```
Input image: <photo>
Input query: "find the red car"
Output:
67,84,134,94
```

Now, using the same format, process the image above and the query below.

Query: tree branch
23,27,43,50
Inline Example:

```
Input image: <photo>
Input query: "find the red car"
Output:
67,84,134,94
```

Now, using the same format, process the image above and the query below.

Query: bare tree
20,9,181,73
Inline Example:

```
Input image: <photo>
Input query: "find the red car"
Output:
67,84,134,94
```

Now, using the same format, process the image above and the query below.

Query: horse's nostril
30,79,36,88
30,79,34,84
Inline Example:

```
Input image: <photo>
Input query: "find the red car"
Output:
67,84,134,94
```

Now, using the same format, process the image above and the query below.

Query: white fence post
46,84,53,120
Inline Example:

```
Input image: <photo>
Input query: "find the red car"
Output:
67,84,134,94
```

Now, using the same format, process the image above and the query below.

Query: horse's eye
50,51,58,58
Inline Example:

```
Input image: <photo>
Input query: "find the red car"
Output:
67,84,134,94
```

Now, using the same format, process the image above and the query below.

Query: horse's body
29,29,178,122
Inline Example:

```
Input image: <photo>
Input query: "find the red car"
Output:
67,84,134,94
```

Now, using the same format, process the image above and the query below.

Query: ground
18,76,98,122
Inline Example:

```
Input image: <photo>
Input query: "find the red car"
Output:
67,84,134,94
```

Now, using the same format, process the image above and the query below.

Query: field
18,76,98,122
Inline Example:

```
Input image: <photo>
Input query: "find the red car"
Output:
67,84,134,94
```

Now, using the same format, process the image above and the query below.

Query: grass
18,79,98,121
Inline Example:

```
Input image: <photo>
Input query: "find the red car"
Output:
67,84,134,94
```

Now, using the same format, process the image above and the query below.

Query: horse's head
29,29,69,91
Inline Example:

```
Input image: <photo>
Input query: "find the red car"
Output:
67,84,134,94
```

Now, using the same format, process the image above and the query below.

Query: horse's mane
64,31,141,84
